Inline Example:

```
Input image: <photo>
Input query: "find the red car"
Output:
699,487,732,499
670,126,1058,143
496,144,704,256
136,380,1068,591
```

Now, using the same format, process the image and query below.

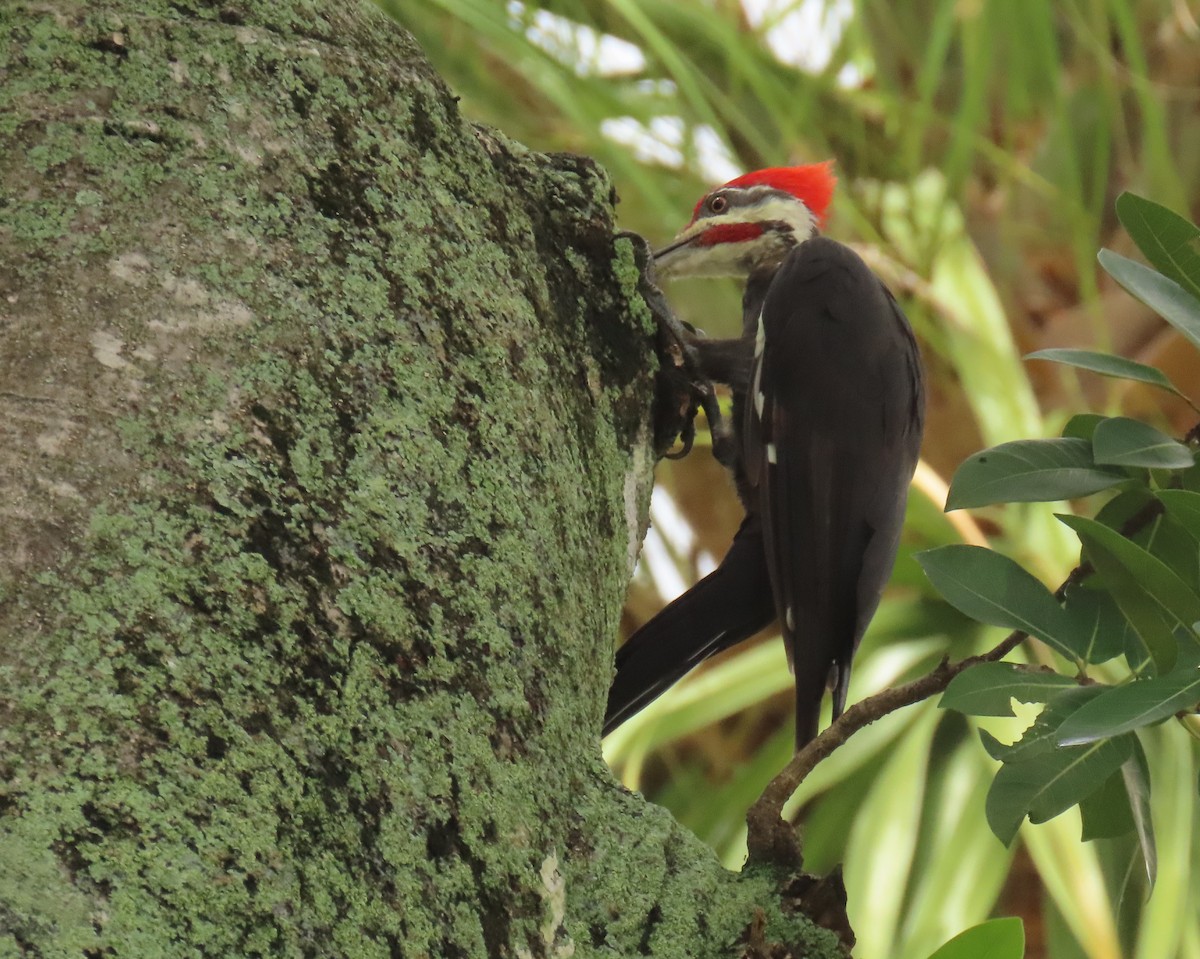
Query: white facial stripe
754,309,765,358
742,196,815,239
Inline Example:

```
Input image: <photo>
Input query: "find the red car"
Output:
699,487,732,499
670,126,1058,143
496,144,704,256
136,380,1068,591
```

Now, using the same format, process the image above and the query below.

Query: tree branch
745,628,1025,866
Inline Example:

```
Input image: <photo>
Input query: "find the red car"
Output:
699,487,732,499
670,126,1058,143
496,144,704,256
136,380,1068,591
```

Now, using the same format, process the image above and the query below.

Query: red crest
694,161,836,228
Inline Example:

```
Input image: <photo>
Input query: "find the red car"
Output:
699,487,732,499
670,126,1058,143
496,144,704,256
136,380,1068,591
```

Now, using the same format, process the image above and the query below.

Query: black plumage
604,237,924,746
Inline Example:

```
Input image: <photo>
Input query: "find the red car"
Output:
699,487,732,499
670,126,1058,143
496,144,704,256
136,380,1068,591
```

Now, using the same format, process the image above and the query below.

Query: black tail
793,663,832,750
603,518,776,736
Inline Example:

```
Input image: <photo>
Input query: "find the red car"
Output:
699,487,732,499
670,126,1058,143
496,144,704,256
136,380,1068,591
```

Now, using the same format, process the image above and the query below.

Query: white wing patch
766,442,777,464
751,352,765,423
754,309,766,358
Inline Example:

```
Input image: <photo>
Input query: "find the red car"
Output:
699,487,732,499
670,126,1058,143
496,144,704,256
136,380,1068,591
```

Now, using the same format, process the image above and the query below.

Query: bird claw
617,230,725,461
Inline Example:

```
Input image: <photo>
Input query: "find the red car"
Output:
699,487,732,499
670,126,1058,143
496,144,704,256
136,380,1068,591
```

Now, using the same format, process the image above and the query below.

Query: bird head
653,162,836,279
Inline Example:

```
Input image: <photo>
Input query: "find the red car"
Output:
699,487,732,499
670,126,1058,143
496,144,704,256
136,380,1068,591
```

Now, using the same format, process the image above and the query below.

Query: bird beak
652,222,706,278
652,237,692,277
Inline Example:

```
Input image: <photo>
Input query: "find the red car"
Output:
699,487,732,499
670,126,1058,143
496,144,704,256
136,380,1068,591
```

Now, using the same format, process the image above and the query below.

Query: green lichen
612,233,657,338
0,2,833,956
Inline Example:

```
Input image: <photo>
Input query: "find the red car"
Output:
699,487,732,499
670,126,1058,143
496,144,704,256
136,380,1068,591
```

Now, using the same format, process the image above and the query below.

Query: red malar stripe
696,222,764,246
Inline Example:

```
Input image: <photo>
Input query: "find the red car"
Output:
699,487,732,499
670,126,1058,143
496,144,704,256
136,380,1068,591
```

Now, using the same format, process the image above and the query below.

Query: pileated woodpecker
605,163,925,747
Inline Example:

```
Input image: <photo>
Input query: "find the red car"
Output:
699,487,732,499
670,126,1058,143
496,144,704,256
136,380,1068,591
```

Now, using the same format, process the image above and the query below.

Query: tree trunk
0,2,838,955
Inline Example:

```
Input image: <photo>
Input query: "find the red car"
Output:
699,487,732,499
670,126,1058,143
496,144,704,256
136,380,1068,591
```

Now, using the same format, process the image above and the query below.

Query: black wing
743,237,924,746
603,516,775,736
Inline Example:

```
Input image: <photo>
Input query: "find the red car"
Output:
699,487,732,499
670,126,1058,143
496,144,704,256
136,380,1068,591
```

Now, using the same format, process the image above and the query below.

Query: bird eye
709,195,728,214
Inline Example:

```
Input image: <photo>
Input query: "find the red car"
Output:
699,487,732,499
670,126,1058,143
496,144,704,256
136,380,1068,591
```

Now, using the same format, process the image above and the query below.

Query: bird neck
741,265,778,335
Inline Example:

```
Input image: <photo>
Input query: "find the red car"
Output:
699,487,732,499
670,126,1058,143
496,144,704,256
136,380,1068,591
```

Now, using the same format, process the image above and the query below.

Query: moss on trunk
0,2,837,955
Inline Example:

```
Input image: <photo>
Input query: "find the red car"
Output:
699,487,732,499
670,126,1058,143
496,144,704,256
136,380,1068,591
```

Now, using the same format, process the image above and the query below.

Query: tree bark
0,2,838,955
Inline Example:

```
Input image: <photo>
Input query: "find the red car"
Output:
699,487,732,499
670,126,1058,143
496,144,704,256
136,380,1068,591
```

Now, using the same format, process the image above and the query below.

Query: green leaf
1141,512,1200,595
1095,487,1200,592
986,687,1104,763
1098,249,1200,354
1184,461,1200,493
1056,667,1200,745
1078,767,1135,840
1066,512,1200,631
1073,735,1157,886
1122,614,1159,677
1115,192,1200,302
1091,417,1194,469
986,732,1134,845
1060,584,1129,665
917,546,1081,660
1061,413,1107,442
1076,744,1156,886
1058,514,1200,673
941,662,1079,716
946,438,1126,509
1156,489,1200,539
923,917,1025,959
978,728,1009,762
1093,485,1157,531
1122,739,1157,886
1026,348,1183,396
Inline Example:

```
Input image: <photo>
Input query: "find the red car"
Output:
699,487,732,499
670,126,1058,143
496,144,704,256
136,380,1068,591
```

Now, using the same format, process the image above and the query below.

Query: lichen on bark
0,2,837,956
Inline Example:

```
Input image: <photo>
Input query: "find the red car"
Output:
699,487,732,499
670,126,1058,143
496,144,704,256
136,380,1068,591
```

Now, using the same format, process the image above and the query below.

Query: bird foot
617,230,726,461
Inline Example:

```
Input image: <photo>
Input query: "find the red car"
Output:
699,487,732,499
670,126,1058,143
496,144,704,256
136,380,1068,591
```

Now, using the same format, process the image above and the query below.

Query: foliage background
381,2,1200,956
